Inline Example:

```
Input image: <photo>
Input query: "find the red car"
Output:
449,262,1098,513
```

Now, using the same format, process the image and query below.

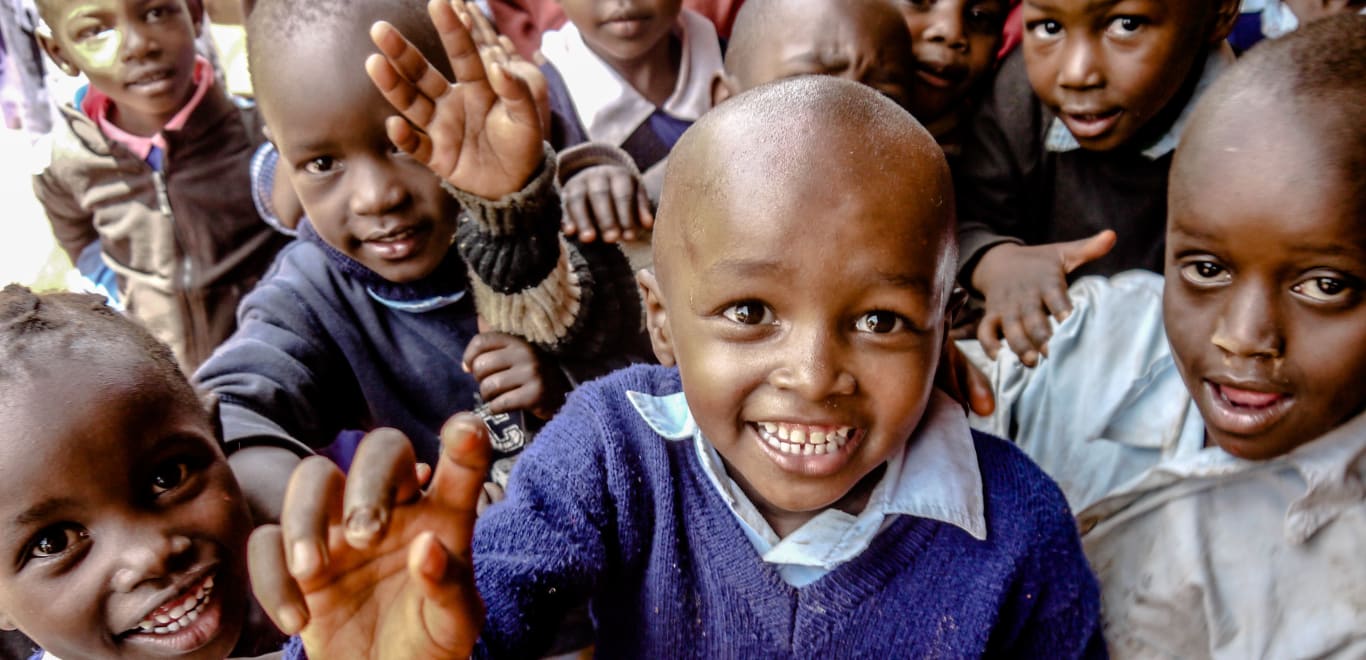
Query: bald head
655,76,955,298
1174,14,1365,216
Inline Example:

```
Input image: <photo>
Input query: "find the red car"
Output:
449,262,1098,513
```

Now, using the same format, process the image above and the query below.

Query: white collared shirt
1043,44,1236,159
538,9,723,149
964,271,1366,657
627,388,987,587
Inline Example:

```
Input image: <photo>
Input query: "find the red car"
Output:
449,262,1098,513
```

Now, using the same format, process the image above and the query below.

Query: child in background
196,0,643,520
247,25,1104,652
0,286,287,659
956,0,1240,366
967,17,1366,656
32,0,288,372
897,0,1010,157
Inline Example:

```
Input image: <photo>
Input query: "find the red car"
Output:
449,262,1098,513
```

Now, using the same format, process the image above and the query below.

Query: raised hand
366,0,543,200
972,230,1116,367
464,331,571,420
247,415,492,660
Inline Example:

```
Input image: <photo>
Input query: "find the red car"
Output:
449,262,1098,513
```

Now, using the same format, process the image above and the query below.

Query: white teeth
154,626,168,634
169,605,186,619
134,574,215,636
156,614,171,624
814,443,827,455
789,428,807,444
205,576,213,588
187,609,200,623
777,426,790,440
167,621,181,633
756,423,855,456
809,430,825,445
802,443,814,455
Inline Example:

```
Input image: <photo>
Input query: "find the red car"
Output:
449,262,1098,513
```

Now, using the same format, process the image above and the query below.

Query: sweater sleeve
446,144,644,360
33,166,98,266
953,51,1041,290
471,382,633,658
193,265,365,456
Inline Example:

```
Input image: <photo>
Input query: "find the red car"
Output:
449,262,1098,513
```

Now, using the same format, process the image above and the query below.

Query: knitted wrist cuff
441,143,559,237
555,141,640,188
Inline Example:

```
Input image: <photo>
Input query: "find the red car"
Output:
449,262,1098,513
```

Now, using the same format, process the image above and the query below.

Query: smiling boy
967,16,1366,657
955,0,1241,366
247,65,1105,655
32,0,288,372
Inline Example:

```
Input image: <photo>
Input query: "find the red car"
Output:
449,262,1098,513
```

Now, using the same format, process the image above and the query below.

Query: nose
923,8,968,52
1057,37,1103,90
109,523,193,593
767,325,858,401
349,158,408,218
121,21,159,62
1211,283,1284,360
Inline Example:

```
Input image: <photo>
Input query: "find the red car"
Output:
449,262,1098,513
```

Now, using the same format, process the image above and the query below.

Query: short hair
246,0,449,97
1186,14,1365,209
0,285,196,406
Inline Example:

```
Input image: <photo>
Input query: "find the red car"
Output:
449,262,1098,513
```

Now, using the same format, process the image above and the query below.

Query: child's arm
247,414,491,659
32,169,99,268
369,0,645,360
970,231,1114,366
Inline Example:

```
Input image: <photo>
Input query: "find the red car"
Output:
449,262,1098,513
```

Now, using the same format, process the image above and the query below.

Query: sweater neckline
298,220,469,303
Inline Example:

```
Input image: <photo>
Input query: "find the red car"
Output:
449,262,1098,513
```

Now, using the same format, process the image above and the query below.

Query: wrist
970,242,1022,294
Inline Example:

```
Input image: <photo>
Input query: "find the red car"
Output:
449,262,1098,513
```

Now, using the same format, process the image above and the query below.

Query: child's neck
598,33,682,107
109,86,197,138
747,464,885,538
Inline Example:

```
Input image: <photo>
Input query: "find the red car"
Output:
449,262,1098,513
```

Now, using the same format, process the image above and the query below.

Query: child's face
40,0,201,135
899,0,1006,121
257,41,461,284
727,0,916,110
0,359,251,659
559,0,684,66
1164,117,1366,460
1020,0,1228,151
641,122,953,524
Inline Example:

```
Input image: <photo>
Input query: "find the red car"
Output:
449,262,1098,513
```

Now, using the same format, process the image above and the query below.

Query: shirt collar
1043,43,1234,159
626,387,988,567
1081,402,1366,544
538,9,722,147
80,55,215,163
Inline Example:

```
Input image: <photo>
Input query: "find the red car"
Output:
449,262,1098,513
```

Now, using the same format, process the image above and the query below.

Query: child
0,285,285,659
955,0,1241,366
195,0,643,519
967,16,1366,656
247,33,1105,655
897,0,1010,156
32,0,289,372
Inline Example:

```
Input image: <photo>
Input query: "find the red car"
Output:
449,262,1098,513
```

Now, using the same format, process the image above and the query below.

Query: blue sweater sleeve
471,380,641,658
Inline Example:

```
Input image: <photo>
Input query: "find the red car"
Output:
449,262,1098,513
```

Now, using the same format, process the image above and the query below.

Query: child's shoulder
969,428,1079,545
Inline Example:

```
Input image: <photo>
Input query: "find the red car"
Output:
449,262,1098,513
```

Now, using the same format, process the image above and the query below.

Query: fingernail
345,506,386,544
279,607,305,634
289,540,320,578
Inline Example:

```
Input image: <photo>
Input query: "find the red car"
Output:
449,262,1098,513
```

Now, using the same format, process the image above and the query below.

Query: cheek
1287,317,1366,411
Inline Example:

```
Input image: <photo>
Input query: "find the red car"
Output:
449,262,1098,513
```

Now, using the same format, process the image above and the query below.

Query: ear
635,269,677,367
944,286,969,333
710,71,739,108
37,31,81,77
1208,0,1242,42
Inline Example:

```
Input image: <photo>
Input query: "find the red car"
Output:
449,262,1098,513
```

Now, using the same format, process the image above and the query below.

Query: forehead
255,32,389,152
46,0,179,21
1172,108,1364,254
753,0,903,58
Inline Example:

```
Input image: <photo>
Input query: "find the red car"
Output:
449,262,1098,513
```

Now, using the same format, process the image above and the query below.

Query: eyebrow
1171,225,1366,259
1025,0,1124,12
9,497,79,530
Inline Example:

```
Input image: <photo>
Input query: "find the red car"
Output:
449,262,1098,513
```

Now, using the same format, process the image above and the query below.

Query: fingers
430,0,487,85
427,413,494,533
561,177,596,241
367,26,440,131
247,526,309,635
487,58,541,136
407,530,484,655
609,172,639,241
636,186,655,230
462,332,514,374
279,457,346,582
976,313,1004,361
1041,278,1075,323
342,428,423,549
1059,229,1117,274
587,175,621,242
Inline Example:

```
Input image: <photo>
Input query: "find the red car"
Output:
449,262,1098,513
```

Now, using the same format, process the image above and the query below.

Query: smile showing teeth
134,574,214,636
756,422,852,456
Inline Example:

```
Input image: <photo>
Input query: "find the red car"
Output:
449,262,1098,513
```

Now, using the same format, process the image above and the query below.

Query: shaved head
654,75,955,299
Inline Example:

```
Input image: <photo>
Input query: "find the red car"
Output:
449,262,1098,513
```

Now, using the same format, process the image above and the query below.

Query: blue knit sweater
474,364,1105,658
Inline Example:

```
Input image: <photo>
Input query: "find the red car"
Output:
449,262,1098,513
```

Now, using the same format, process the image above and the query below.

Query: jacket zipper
152,170,198,360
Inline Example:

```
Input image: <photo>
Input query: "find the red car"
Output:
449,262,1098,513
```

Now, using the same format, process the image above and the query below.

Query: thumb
1058,230,1117,274
428,413,493,518
408,530,484,657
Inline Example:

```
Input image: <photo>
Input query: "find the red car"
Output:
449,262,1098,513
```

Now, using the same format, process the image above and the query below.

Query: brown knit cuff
442,143,559,237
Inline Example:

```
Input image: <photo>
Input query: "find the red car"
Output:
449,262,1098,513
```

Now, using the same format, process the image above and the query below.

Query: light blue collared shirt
1043,44,1236,159
627,388,987,587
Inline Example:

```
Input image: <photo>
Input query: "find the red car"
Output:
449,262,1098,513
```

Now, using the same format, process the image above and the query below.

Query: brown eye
29,526,86,560
150,461,189,495
1292,276,1353,304
1180,261,1230,286
855,311,906,334
722,301,774,326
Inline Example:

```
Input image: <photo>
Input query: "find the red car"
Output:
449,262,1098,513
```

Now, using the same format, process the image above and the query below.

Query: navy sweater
473,365,1106,658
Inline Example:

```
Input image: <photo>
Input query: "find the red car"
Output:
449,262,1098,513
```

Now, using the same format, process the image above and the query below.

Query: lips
1201,380,1295,438
1059,107,1123,140
119,570,226,653
361,224,428,261
600,8,654,37
125,68,176,92
751,421,864,477
913,61,968,90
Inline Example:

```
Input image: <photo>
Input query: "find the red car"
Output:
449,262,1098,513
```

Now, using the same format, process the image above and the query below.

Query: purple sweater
473,364,1105,658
